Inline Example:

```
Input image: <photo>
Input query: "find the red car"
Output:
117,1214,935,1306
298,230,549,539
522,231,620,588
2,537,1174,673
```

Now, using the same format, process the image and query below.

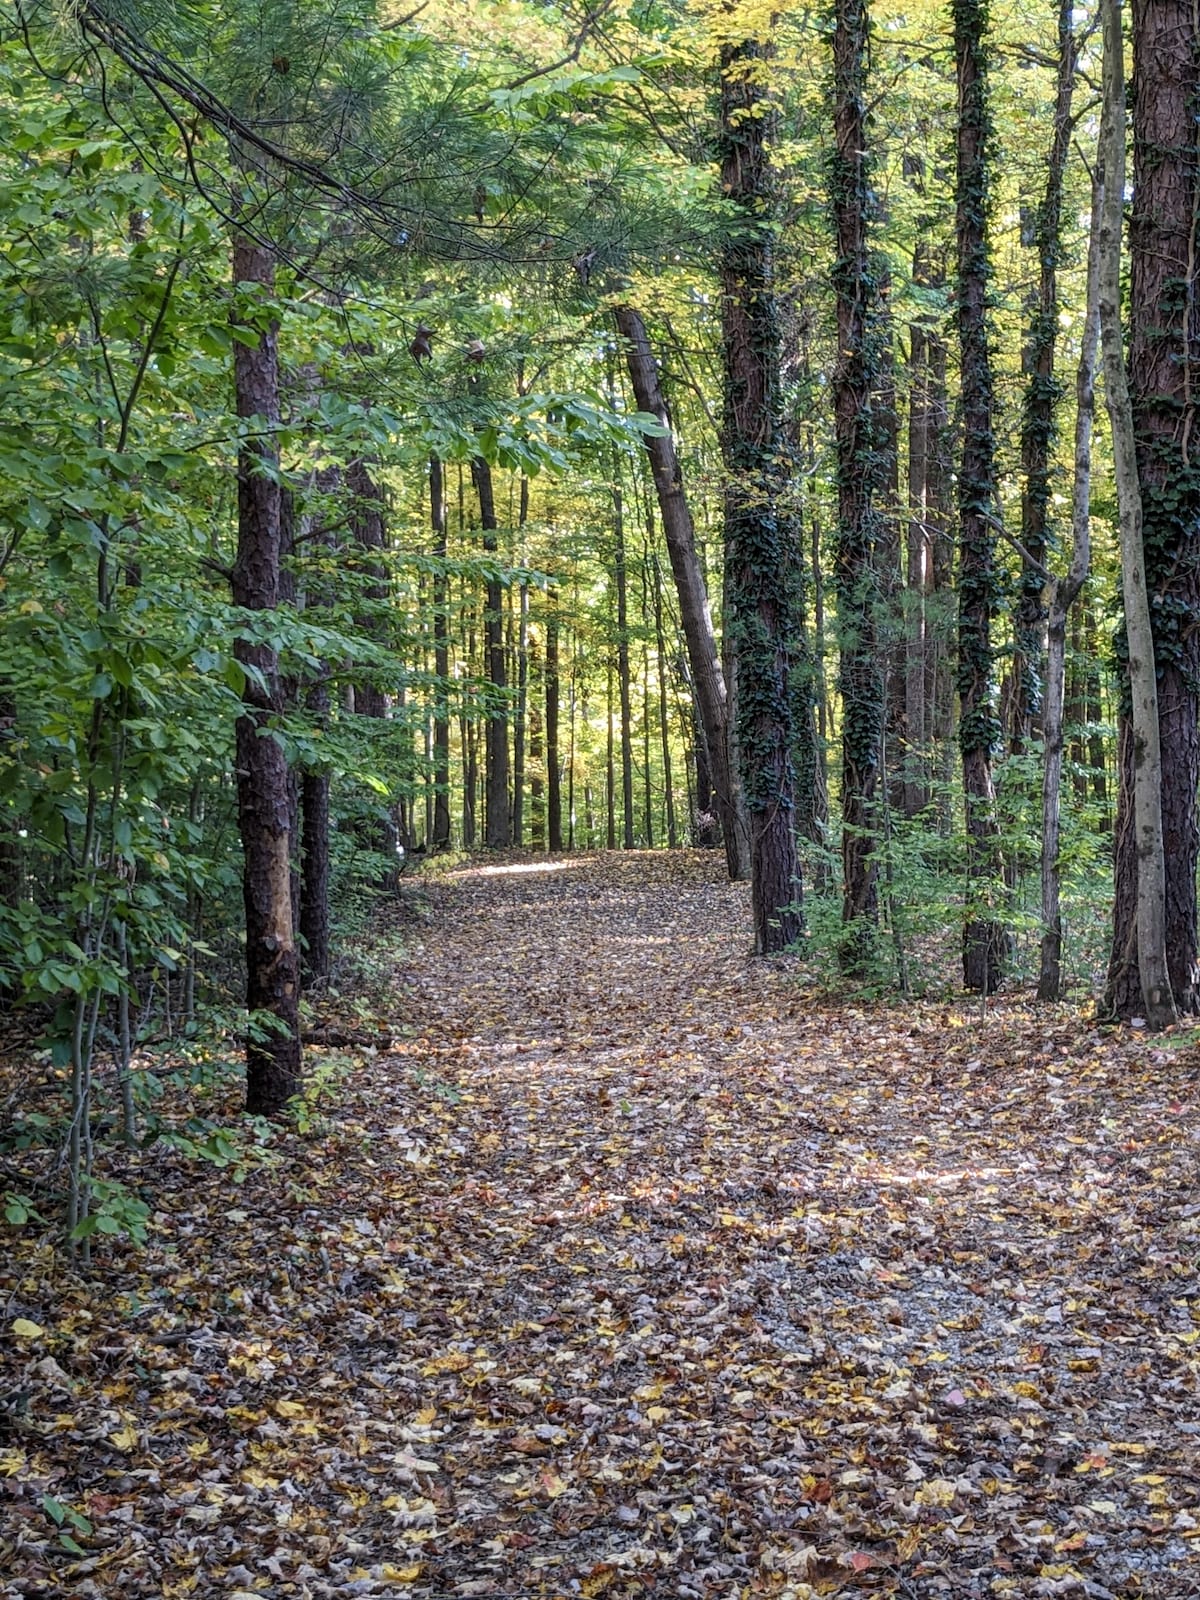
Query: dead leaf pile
3,851,1200,1598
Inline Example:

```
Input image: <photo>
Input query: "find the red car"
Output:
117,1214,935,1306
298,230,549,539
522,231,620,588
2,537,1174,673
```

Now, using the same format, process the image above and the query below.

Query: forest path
362,851,1200,1597
8,853,1200,1600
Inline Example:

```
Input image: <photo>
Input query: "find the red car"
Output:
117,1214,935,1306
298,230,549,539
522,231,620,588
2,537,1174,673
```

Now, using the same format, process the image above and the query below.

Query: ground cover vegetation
3,0,1200,1593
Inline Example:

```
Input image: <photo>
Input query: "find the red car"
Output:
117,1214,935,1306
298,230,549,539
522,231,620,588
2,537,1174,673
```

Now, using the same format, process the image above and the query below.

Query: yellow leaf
276,1399,306,1418
646,1405,669,1423
110,1423,139,1451
381,1563,423,1582
12,1319,44,1339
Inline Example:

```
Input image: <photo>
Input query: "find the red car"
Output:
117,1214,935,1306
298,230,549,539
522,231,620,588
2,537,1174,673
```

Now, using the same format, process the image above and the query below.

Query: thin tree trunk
614,303,744,878
612,466,635,849
473,456,511,847
905,300,930,816
1101,0,1178,1027
514,581,528,846
652,555,679,847
431,455,452,851
1012,0,1078,752
1039,163,1101,1000
546,588,563,851
231,235,299,1115
954,0,1009,991
606,652,616,849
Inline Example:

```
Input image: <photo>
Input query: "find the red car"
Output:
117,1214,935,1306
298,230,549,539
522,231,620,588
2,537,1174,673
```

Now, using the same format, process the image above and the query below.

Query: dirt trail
5,852,1200,1600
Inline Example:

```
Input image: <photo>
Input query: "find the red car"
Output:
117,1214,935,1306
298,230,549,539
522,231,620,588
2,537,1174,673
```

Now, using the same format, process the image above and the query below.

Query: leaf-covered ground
4,851,1200,1599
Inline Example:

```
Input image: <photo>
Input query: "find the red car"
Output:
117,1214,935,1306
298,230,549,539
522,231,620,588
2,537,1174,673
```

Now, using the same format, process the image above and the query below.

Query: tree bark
954,0,1009,991
614,304,745,878
1039,162,1101,1000
719,29,803,953
831,0,884,970
231,236,300,1115
1102,0,1180,1027
472,456,511,848
1012,0,1077,753
612,468,635,849
430,455,452,851
546,589,563,850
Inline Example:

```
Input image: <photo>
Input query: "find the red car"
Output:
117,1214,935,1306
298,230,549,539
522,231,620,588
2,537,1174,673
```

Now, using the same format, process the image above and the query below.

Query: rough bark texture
472,456,511,848
719,33,803,954
615,305,745,879
954,0,1009,992
1107,0,1200,1017
231,237,300,1115
831,0,883,969
1103,0,1182,1026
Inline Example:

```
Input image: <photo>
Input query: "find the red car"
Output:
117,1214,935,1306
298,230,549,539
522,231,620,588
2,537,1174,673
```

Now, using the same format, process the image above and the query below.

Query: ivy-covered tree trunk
230,236,300,1115
472,455,511,848
954,0,1009,992
615,304,745,878
831,0,883,970
1106,0,1197,1019
1011,0,1077,752
719,30,803,954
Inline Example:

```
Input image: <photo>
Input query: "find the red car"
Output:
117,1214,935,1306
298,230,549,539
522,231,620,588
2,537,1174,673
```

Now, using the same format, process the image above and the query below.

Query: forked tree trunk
719,30,803,953
954,0,1009,991
231,236,300,1115
1039,164,1101,1000
614,304,745,878
1101,0,1178,1027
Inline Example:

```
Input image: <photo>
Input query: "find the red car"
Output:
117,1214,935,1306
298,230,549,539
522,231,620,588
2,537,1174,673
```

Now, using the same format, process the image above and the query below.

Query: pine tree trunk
831,0,883,970
954,0,1009,991
614,304,744,877
1103,0,1182,1026
231,236,300,1115
719,30,803,952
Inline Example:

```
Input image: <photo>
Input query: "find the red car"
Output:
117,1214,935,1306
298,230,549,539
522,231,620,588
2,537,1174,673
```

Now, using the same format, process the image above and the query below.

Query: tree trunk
954,0,1009,992
612,469,635,849
652,554,679,847
473,456,511,848
831,0,884,970
905,301,930,817
1102,0,1180,1027
299,465,339,986
719,29,803,953
1039,160,1101,1000
546,590,563,850
514,580,528,846
1012,0,1077,754
614,303,744,878
231,236,300,1115
430,455,452,851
